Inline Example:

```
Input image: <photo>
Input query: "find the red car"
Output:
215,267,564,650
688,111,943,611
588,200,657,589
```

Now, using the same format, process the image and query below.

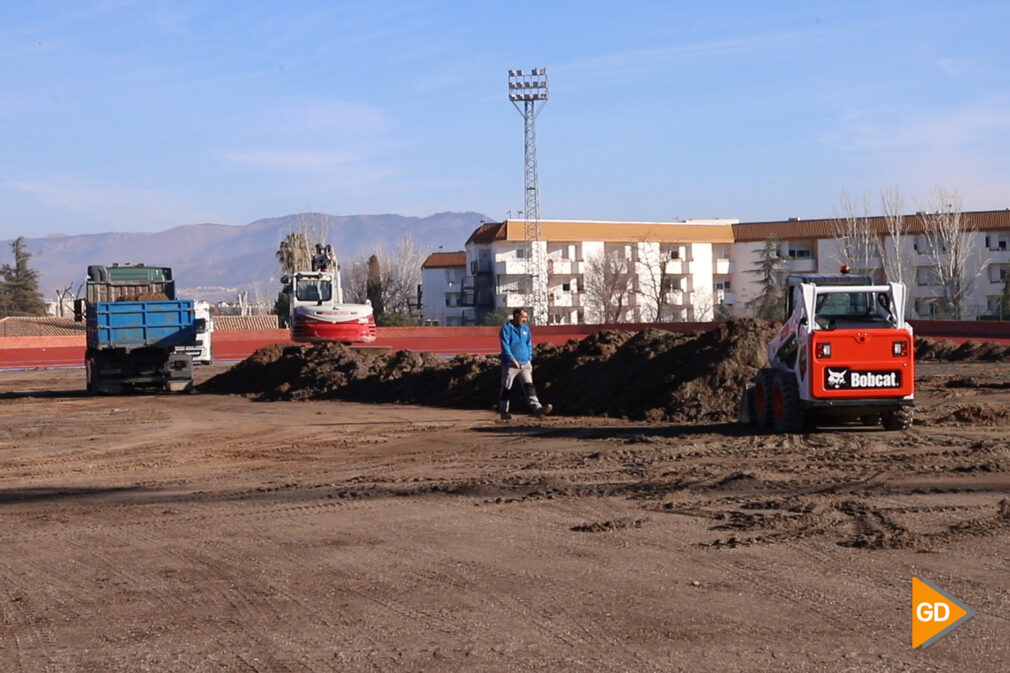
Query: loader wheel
753,369,775,428
772,370,806,434
881,406,914,431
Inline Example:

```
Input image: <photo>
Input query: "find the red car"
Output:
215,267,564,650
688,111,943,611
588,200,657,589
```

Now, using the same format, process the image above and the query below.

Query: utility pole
508,67,549,325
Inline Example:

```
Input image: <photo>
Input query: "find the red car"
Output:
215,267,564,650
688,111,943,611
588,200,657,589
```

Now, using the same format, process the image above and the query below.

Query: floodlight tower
508,67,549,326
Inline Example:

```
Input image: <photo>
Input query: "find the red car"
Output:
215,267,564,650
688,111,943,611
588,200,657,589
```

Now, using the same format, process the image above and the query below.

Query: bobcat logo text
825,368,901,390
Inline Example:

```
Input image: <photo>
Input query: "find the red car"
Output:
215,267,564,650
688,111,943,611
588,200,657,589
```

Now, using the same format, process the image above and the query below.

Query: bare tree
343,233,429,317
633,240,675,322
833,191,880,279
583,249,633,323
917,188,987,319
879,186,912,289
54,283,75,317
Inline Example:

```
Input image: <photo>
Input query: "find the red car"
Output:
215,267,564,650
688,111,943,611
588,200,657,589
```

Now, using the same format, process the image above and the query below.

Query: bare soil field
2,328,1010,672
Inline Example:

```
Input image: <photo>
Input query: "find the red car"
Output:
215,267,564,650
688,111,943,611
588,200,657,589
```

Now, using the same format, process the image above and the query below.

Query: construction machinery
740,268,915,432
282,244,377,344
74,264,207,393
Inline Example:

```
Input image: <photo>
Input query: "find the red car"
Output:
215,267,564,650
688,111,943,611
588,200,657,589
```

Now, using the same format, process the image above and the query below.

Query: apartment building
426,210,1010,325
420,251,467,325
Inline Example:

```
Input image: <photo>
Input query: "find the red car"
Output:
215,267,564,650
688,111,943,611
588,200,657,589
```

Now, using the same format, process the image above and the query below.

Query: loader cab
786,272,898,328
295,277,332,303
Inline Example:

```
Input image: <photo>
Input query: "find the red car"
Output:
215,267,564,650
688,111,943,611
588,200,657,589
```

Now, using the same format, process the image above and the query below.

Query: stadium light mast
508,67,549,326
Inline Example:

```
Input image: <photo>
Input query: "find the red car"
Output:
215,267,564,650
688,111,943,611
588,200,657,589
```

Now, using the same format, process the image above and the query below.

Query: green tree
0,237,47,317
481,307,513,326
276,232,311,275
366,254,384,318
745,238,786,321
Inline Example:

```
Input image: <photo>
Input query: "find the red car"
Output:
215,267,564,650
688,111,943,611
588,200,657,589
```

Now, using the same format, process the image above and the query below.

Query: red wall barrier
2,321,1010,369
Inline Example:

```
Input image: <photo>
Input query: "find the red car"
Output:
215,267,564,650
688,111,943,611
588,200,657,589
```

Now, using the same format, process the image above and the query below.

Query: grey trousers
499,362,544,413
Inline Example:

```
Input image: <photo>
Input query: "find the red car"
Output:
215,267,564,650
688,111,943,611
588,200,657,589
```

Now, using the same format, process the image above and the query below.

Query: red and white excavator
282,244,377,344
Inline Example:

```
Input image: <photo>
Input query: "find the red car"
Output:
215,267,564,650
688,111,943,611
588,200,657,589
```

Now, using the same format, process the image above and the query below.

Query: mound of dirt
199,319,1010,423
200,319,779,422
915,337,1010,361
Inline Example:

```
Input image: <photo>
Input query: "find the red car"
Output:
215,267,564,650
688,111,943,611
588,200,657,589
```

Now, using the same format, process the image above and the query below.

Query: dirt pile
200,318,778,422
199,321,1010,422
915,336,1010,361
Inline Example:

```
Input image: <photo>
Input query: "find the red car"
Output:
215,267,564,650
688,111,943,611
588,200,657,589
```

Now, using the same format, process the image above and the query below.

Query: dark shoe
500,412,512,420
534,404,552,417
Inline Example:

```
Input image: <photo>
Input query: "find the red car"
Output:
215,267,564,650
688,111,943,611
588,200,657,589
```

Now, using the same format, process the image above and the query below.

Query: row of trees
745,186,1008,321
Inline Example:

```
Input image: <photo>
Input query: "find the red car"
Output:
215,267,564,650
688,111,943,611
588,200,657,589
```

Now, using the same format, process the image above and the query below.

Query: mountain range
7,212,486,304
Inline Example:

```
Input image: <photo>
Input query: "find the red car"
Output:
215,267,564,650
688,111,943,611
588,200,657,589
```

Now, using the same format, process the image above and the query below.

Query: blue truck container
75,264,199,393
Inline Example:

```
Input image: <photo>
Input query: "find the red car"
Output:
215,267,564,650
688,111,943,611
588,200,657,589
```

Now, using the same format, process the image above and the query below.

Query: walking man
498,308,552,420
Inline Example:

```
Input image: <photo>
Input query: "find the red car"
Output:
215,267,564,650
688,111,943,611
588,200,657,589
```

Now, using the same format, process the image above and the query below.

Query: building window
916,268,941,286
987,234,1010,251
715,280,731,290
516,249,525,259
786,243,812,259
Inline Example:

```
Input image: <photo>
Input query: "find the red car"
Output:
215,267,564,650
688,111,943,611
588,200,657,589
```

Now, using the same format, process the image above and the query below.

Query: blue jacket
500,320,533,366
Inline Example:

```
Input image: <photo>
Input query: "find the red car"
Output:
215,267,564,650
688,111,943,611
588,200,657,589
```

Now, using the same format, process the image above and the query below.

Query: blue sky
2,1,1010,239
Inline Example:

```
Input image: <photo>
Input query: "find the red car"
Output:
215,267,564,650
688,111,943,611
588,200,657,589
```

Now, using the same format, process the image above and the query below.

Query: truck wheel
754,369,775,428
881,406,914,430
772,370,806,434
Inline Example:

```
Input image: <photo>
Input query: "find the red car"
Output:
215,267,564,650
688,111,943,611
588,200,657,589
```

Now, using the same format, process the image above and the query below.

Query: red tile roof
0,314,282,336
733,210,1010,241
422,251,466,268
0,317,83,337
465,221,508,245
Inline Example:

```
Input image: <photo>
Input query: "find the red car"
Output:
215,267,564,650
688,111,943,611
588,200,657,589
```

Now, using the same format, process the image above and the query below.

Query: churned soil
3,321,1010,672
198,318,1010,423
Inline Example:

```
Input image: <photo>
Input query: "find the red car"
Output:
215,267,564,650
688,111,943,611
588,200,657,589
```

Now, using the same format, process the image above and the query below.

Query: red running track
2,321,1010,370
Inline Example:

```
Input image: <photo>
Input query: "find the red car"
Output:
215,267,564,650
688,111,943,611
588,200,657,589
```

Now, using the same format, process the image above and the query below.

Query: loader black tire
753,369,775,428
772,370,806,434
881,406,914,431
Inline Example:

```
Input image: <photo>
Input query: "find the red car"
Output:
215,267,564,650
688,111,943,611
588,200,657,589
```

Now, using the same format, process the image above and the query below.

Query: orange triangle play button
913,577,975,648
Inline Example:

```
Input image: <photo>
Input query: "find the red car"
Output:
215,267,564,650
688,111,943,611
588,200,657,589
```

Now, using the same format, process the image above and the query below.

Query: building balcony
495,259,530,275
663,259,690,275
986,248,1010,264
496,292,530,308
548,258,583,275
716,289,737,304
783,258,816,273
549,292,580,308
714,258,734,274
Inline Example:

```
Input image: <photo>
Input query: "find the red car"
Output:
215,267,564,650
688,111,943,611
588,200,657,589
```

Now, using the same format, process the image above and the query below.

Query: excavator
281,244,377,344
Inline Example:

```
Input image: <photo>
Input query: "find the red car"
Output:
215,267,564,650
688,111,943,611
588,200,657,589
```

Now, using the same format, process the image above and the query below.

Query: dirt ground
3,330,1010,672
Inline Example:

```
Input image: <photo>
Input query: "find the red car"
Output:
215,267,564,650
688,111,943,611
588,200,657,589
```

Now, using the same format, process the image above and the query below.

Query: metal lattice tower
508,67,549,325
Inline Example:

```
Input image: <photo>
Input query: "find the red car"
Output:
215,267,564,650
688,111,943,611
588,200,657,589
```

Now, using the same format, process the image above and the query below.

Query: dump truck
740,268,915,432
74,264,204,393
281,243,377,344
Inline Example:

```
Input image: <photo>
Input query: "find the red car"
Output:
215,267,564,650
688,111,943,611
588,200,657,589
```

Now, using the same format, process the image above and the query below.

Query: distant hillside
7,212,486,303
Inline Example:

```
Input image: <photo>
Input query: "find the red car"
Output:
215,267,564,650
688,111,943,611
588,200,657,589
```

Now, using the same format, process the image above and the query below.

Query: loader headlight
892,340,908,357
815,342,831,358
